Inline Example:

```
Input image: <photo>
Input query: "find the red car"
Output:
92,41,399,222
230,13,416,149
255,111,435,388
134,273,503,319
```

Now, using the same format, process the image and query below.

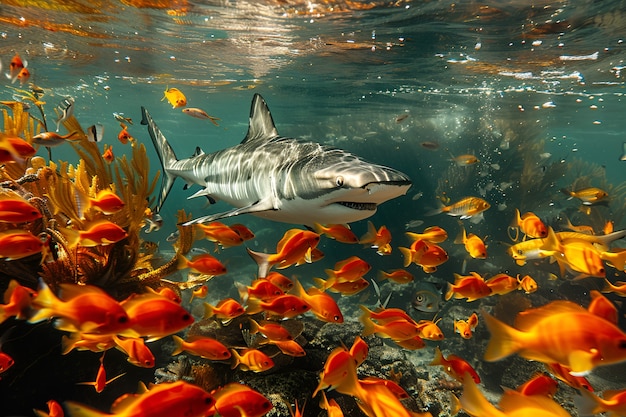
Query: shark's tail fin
141,107,178,214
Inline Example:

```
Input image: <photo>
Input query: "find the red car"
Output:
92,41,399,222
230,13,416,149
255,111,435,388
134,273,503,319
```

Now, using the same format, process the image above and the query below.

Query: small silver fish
182,107,220,126
55,97,75,132
113,112,133,125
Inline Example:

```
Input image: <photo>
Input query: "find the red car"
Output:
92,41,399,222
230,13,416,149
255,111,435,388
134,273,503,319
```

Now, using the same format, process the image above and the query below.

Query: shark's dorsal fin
241,93,279,144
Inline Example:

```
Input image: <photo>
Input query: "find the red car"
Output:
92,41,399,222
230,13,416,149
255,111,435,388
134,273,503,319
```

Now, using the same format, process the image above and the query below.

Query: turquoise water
1,1,626,416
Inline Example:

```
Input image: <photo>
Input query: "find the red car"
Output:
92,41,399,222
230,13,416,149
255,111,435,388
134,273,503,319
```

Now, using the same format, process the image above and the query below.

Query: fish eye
619,340,626,349
118,315,129,324
262,401,272,410
182,313,192,322
204,397,214,405
335,176,344,187
415,295,424,302
334,315,341,321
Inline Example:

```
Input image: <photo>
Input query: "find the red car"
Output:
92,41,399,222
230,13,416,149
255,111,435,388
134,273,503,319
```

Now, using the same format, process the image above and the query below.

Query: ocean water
1,1,626,416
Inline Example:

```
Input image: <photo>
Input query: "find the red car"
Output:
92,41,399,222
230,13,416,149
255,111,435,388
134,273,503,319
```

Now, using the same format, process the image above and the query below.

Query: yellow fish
162,87,187,108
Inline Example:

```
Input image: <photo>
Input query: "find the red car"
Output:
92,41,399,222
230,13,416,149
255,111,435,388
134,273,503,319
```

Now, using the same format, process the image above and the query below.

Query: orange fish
394,334,426,350
316,277,369,295
211,382,273,417
416,318,444,341
517,274,538,294
246,294,311,319
102,145,114,163
512,208,548,239
120,292,193,341
445,272,492,302
179,253,227,276
66,380,215,417
359,376,410,400
359,305,416,325
483,300,626,374
577,388,626,417
171,335,231,361
32,131,80,147
430,346,480,383
77,353,125,393
0,135,36,163
0,229,47,261
238,278,283,303
450,153,479,166
248,318,292,342
29,280,130,335
196,221,244,249
293,279,343,323
485,273,519,295
60,220,128,248
455,223,487,259
189,285,208,302
405,226,448,243
7,53,27,84
359,221,392,255
431,196,490,221
270,339,306,357
314,223,358,243
230,348,274,372
324,256,371,283
88,190,125,215
398,238,428,267
265,271,293,291
0,279,36,323
61,332,115,354
229,223,255,241
361,316,420,342
203,298,245,322
182,108,220,125
162,87,187,108
117,123,133,144
401,240,448,273
561,187,608,205
454,313,479,339
313,346,358,397
33,400,64,417
247,229,320,277
353,379,428,417
378,269,414,284
112,335,155,368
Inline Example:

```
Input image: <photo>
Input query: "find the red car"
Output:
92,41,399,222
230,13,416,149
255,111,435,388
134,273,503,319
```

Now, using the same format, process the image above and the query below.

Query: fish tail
28,279,60,323
229,349,241,370
429,346,445,366
245,297,263,315
444,283,454,301
170,335,185,356
482,311,523,362
312,277,328,289
398,247,413,267
359,314,377,337
459,374,506,417
203,302,216,319
141,106,179,215
246,248,271,278
560,188,573,199
57,226,81,249
359,221,377,244
248,318,260,334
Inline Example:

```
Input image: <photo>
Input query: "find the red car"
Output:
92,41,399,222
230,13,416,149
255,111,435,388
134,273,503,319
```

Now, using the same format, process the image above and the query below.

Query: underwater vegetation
1,74,626,417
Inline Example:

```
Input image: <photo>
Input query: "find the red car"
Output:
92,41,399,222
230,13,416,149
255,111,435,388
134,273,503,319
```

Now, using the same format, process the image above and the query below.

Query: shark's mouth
337,201,377,210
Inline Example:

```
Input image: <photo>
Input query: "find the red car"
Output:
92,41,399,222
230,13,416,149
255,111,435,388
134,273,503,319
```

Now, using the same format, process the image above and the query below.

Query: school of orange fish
1,52,626,417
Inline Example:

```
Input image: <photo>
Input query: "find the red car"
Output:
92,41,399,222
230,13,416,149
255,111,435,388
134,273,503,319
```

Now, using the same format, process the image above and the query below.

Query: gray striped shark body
141,93,411,226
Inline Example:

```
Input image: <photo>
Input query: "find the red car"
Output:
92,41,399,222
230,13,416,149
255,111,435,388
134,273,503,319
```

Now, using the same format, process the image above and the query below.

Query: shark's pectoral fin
181,198,277,226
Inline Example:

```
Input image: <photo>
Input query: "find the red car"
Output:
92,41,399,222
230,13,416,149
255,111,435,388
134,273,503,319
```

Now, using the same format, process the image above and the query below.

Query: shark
141,93,411,227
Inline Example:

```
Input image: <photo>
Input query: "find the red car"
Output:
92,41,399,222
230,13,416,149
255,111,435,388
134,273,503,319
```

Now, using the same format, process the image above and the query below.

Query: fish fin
482,311,523,362
246,248,272,278
141,106,179,214
573,389,603,417
459,374,506,417
181,198,277,226
170,335,184,356
241,94,279,144
359,221,377,244
568,350,598,375
398,247,412,267
86,124,104,142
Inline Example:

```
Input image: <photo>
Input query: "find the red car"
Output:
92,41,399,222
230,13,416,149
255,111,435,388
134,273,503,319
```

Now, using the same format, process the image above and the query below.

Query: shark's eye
335,176,344,187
